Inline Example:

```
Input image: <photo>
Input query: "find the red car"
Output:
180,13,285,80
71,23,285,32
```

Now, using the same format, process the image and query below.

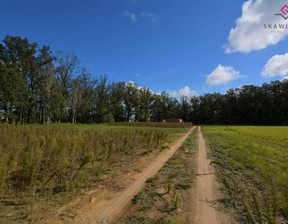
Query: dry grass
118,129,197,224
107,122,193,129
0,123,184,223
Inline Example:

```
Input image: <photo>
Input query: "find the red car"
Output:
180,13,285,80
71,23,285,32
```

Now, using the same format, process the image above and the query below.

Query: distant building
162,119,183,123
0,110,5,121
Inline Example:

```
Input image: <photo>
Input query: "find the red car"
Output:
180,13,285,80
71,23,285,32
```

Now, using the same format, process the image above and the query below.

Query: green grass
133,190,149,205
203,126,288,224
146,177,156,183
161,219,186,224
167,159,184,164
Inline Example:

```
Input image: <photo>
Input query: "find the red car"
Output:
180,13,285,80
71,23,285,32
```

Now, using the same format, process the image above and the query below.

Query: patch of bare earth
194,126,230,224
118,127,197,224
44,127,194,224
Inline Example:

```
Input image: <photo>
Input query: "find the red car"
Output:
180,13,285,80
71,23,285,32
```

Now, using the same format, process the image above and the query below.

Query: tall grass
203,126,288,224
0,123,177,222
107,122,193,129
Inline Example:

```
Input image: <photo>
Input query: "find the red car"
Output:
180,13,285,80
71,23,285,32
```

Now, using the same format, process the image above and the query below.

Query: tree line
1,35,288,125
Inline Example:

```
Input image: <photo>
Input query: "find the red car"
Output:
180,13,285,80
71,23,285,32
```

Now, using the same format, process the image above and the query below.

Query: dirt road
194,126,230,224
78,127,195,224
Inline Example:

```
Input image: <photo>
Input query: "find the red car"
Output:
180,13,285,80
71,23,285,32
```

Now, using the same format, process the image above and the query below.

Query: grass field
0,123,191,223
3,124,287,224
203,126,288,224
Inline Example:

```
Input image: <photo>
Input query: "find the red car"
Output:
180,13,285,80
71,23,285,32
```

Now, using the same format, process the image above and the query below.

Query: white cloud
225,0,288,53
168,86,198,98
126,81,137,87
179,86,197,96
123,11,158,23
125,81,147,91
141,12,158,22
206,65,240,85
135,73,141,77
281,76,288,82
123,10,137,23
154,91,162,95
125,82,197,98
262,53,288,77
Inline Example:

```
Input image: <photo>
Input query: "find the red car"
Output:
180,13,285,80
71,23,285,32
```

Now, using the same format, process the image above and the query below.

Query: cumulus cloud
126,81,138,87
123,10,137,23
225,0,288,53
125,82,197,98
262,53,288,77
168,86,198,98
206,65,240,85
141,12,158,22
281,76,288,82
126,81,153,92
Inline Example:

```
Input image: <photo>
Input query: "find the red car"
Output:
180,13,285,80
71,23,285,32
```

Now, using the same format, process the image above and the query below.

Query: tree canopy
1,35,287,125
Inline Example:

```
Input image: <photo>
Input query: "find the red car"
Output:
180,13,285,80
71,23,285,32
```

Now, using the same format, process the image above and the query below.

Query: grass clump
176,183,192,190
133,190,149,205
146,177,156,183
161,218,185,224
168,159,184,164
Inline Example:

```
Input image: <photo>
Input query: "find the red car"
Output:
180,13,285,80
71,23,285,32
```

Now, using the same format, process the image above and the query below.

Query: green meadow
203,126,288,224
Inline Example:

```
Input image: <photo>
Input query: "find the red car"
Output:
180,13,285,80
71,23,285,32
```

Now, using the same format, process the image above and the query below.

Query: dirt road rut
194,126,230,224
80,127,196,224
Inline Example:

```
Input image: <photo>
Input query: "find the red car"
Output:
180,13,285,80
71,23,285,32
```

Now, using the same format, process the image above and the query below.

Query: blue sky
1,0,288,96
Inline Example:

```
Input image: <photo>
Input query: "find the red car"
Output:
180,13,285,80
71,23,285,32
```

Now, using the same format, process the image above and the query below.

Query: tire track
80,127,196,224
194,126,230,224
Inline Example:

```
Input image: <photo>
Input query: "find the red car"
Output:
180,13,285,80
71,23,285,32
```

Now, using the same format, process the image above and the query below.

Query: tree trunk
4,103,8,123
5,109,8,123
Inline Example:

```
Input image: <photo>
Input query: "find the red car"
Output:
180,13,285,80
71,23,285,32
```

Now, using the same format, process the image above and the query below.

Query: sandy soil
46,126,230,224
69,127,195,224
194,126,230,224
118,127,197,224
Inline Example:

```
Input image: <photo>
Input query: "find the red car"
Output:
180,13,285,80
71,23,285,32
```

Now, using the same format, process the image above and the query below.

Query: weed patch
168,159,184,164
0,123,185,223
